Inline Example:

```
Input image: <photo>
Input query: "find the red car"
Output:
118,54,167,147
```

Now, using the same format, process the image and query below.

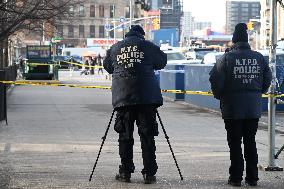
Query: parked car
185,48,216,60
164,50,201,64
201,52,225,65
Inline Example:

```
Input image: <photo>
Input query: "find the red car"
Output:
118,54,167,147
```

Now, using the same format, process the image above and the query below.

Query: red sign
87,38,122,47
146,10,160,17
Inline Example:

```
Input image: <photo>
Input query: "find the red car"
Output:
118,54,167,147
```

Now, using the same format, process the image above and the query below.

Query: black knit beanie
232,23,248,43
129,25,145,36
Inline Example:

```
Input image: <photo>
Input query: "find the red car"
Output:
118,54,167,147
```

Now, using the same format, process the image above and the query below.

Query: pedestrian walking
90,57,95,75
97,54,104,75
81,57,90,75
18,56,25,78
68,56,75,77
103,25,167,184
209,23,272,187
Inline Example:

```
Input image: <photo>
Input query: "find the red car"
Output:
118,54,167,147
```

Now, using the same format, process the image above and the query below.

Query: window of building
109,26,114,38
252,4,259,8
125,6,130,18
241,3,249,8
79,4,85,17
57,25,63,37
242,8,249,12
99,25,105,38
69,5,74,16
99,5,104,18
162,0,173,8
110,5,115,18
68,25,74,38
90,25,96,38
252,8,259,13
90,5,96,17
79,25,84,38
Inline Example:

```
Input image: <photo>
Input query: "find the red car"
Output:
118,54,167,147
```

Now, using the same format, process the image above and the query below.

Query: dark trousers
115,105,159,176
98,68,103,74
224,119,259,182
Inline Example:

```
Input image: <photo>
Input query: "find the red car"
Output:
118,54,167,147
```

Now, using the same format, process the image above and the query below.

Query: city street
0,71,284,188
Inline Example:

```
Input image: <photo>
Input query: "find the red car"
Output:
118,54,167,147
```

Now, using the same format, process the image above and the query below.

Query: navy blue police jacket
103,31,167,109
209,42,272,119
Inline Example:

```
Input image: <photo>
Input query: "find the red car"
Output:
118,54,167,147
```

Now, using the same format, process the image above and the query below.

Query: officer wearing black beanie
104,25,167,184
232,23,248,43
209,23,272,187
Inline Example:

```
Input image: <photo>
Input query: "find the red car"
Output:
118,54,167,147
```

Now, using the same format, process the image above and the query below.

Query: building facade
54,0,138,47
226,0,261,34
194,22,212,31
260,0,284,49
159,0,183,30
181,12,194,40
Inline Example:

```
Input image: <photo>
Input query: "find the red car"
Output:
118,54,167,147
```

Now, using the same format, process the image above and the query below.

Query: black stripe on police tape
0,80,280,97
26,61,103,69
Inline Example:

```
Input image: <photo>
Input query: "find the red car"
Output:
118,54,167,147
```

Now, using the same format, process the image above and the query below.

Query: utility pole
106,18,110,50
129,0,133,28
265,0,283,172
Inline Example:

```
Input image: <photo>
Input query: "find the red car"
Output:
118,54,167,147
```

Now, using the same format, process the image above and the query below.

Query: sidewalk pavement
59,70,112,86
0,71,283,188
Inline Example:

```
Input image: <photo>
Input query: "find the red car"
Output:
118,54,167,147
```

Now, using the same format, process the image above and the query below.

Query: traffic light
152,18,160,30
247,22,254,30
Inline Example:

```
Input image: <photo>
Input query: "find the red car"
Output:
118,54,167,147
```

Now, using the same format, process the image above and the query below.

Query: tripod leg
156,110,183,181
89,109,115,181
275,144,284,159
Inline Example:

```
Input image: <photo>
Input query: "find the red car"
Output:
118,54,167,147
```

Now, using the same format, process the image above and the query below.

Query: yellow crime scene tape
26,61,104,69
0,80,282,98
26,62,58,66
0,80,111,90
57,61,104,69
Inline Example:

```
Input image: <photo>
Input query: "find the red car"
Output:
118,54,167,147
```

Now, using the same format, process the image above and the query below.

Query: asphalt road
0,71,284,188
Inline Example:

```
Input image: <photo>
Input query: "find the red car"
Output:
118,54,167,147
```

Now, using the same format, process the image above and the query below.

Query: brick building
54,0,133,47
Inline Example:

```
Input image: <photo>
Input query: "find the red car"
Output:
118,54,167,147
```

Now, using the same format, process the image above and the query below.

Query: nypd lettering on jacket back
233,59,261,84
117,45,145,68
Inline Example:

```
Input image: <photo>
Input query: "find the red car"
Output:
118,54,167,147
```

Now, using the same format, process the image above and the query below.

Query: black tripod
89,110,115,181
156,110,183,180
275,144,284,159
89,109,183,181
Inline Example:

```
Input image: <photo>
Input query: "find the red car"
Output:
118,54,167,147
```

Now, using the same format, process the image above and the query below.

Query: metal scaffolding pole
265,0,283,171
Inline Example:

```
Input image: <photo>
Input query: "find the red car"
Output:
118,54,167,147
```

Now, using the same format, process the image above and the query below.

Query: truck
23,45,58,80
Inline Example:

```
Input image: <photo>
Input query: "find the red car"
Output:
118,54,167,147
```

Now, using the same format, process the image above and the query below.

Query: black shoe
143,174,156,184
228,179,241,187
245,180,257,186
115,173,131,183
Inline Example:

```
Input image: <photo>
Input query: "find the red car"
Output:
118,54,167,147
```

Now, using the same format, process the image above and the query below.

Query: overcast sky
183,0,260,32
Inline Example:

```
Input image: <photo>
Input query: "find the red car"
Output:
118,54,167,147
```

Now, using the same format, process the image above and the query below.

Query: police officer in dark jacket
103,25,167,184
209,23,272,187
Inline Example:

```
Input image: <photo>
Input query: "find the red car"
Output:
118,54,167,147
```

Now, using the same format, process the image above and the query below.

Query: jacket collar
125,31,145,39
232,42,251,50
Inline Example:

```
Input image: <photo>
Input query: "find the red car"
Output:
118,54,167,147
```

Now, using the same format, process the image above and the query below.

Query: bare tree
0,0,82,68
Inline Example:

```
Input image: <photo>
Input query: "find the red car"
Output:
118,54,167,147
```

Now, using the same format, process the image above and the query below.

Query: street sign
51,37,63,43
119,17,125,23
105,24,111,30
